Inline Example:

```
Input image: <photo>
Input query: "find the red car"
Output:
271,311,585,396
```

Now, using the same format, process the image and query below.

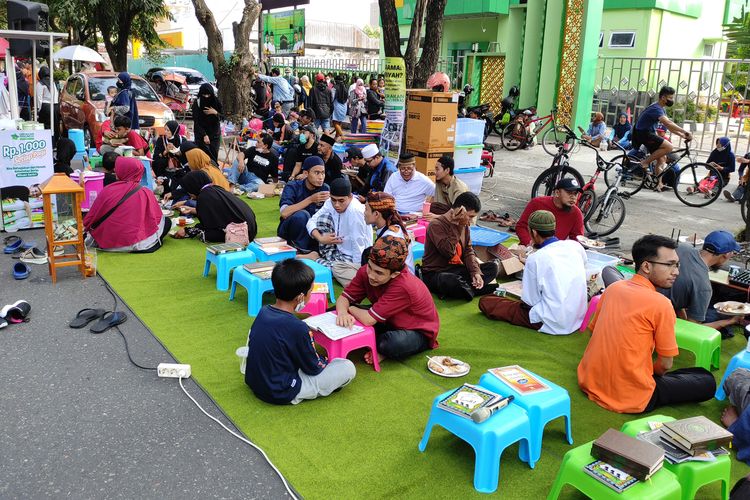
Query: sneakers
724,190,738,202
0,300,31,324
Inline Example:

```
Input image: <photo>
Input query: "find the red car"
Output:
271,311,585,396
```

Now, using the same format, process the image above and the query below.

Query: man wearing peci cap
300,178,370,286
357,144,396,200
658,230,744,337
515,178,585,249
317,133,344,186
479,210,589,335
384,153,435,214
290,124,320,179
277,156,330,252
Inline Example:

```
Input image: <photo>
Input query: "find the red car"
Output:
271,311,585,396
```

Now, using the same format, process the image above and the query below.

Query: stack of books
591,429,664,481
437,384,502,419
254,236,296,254
637,416,733,464
243,261,275,280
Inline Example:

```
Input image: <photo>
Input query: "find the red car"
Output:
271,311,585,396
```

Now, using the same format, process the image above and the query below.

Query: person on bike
581,112,608,151
632,85,693,192
515,178,585,250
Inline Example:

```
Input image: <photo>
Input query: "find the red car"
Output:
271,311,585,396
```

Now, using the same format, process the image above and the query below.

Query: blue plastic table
470,226,511,247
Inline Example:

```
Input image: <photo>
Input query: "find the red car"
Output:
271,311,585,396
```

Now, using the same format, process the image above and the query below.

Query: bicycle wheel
577,189,597,222
585,194,626,237
541,126,576,156
604,154,646,197
530,165,585,199
502,122,527,150
673,162,724,207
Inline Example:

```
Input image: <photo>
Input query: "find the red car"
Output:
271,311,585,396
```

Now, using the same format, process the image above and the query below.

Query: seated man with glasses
384,153,435,214
577,234,716,413
657,230,743,338
357,144,396,200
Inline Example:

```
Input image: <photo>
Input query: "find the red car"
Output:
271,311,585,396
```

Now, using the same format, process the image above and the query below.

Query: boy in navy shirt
245,259,356,405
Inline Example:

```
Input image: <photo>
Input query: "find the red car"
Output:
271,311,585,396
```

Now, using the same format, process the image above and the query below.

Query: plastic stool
247,241,297,263
203,248,257,291
311,314,380,372
229,267,275,316
409,224,427,244
674,319,721,370
300,291,328,315
413,242,425,263
299,260,336,303
419,389,534,493
579,294,601,332
715,349,750,400
479,369,572,465
620,415,730,500
547,440,682,500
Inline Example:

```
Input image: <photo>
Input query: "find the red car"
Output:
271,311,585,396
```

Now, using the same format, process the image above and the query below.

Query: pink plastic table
311,313,381,372
409,224,427,244
300,291,328,315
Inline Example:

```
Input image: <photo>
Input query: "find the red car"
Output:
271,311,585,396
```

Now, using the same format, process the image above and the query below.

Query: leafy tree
724,1,750,58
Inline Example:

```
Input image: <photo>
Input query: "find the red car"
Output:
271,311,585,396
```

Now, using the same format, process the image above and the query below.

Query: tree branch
191,0,225,71
414,0,448,88
403,0,427,80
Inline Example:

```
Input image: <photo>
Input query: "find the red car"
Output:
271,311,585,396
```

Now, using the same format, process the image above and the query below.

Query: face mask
299,133,307,144
665,99,674,107
294,299,306,312
717,145,726,151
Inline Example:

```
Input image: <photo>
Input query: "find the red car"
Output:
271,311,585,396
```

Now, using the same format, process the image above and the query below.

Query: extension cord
157,363,191,379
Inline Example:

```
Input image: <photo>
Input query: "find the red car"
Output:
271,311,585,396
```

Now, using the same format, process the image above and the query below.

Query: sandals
13,262,30,280
90,311,127,334
3,236,23,254
0,300,31,324
19,247,47,265
497,213,517,227
69,308,107,329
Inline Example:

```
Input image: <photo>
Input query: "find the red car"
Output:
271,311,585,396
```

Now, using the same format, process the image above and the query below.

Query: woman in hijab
331,75,348,137
54,138,76,175
180,141,230,191
707,136,736,186
152,120,186,194
582,111,607,150
348,79,367,134
110,72,140,131
35,66,59,143
83,157,169,252
299,75,312,110
612,112,631,147
173,170,257,242
191,83,222,161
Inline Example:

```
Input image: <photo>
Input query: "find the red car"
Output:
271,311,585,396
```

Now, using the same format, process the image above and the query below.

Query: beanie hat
302,156,324,171
330,178,352,197
369,235,408,271
528,210,556,232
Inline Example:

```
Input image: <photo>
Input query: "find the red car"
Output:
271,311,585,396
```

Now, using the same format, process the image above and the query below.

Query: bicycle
501,105,576,156
575,139,629,221
530,126,584,199
603,140,725,208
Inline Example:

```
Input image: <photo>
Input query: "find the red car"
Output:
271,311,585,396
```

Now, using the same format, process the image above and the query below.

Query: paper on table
304,312,364,340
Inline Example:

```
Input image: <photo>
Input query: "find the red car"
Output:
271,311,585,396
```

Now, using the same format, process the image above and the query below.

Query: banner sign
380,57,406,163
0,129,54,231
263,9,305,58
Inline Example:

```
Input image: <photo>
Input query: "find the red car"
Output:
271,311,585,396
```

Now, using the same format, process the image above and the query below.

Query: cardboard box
258,182,282,197
406,148,454,180
405,90,458,150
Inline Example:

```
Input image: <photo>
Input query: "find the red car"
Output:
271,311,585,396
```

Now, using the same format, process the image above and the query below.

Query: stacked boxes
405,90,457,179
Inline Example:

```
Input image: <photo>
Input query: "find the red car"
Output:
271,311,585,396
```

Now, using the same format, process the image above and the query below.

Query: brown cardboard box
405,90,458,150
406,148,454,180
258,182,281,197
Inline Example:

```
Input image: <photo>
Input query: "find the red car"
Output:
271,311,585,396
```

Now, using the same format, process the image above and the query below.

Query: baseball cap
300,124,317,136
315,72,325,82
703,230,741,254
555,178,582,192
362,144,380,160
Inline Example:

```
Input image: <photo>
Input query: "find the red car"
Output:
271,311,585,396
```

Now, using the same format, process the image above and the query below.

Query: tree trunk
99,10,132,72
192,0,260,123
378,0,402,58
403,0,427,88
413,0,448,88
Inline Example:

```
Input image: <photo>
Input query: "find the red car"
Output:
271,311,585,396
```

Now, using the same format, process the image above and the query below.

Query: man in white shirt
479,210,588,335
301,178,370,286
384,153,435,213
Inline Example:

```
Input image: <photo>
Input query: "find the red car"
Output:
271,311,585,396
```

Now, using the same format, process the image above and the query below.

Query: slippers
19,247,47,265
0,300,31,323
90,311,127,334
69,308,107,329
3,237,23,254
479,210,500,222
13,262,30,280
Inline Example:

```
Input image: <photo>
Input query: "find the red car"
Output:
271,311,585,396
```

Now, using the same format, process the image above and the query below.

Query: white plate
679,235,704,246
577,235,605,249
714,301,750,316
161,208,174,216
427,356,470,378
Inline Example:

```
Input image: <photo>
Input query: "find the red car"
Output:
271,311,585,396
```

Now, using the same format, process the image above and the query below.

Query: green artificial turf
97,197,749,499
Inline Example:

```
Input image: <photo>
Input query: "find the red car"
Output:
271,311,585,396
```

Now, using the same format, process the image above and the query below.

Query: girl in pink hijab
83,157,169,252
348,79,367,134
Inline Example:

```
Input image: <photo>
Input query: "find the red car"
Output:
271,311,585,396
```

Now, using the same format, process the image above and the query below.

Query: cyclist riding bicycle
631,85,693,192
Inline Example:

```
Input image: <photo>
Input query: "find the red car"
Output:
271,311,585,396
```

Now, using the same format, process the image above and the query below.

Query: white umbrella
53,45,106,63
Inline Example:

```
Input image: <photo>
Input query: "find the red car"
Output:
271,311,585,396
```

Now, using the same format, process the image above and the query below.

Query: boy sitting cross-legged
245,258,356,405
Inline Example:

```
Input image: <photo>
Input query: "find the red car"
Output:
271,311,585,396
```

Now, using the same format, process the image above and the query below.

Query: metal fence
593,56,750,156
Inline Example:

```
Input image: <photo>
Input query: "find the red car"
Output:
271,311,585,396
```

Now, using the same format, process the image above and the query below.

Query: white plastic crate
455,167,485,195
456,118,485,145
454,144,483,168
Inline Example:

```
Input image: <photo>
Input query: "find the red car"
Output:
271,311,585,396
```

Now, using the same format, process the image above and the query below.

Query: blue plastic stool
715,349,750,400
479,369,573,465
299,259,336,303
230,267,275,316
413,242,425,263
203,249,257,292
140,158,155,189
248,241,297,263
418,388,534,493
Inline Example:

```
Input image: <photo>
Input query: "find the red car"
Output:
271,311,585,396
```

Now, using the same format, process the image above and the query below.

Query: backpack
698,175,718,194
225,221,250,246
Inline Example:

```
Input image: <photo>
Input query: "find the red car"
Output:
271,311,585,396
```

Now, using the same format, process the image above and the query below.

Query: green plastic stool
675,319,721,371
620,415,730,500
547,440,682,499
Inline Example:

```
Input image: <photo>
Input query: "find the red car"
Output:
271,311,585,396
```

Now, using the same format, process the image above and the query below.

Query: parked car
59,71,175,149
145,66,216,101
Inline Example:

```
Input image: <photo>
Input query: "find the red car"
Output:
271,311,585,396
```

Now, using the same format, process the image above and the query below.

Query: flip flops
13,262,30,280
69,308,107,329
90,311,127,334
479,210,502,222
3,236,23,254
497,213,517,227
0,300,31,324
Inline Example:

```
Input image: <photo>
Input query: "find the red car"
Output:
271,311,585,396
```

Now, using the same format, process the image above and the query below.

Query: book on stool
304,312,364,340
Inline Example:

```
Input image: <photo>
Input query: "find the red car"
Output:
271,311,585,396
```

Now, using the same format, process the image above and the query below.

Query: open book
304,312,364,340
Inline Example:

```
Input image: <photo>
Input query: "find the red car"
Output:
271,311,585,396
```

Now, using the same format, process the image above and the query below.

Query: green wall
603,0,702,18
537,0,564,115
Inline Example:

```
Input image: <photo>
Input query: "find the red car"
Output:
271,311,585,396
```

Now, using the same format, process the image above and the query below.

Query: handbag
225,221,250,245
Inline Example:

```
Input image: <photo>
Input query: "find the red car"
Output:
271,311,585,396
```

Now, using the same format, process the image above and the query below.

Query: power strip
157,363,191,379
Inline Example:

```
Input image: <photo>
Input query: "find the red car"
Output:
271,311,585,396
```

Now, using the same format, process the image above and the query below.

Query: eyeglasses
647,260,680,269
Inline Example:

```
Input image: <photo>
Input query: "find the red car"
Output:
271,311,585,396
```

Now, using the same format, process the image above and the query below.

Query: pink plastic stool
312,317,381,372
300,291,328,315
578,295,601,332
409,224,427,244
417,218,430,227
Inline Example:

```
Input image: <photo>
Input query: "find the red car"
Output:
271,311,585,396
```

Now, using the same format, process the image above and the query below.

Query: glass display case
40,173,86,282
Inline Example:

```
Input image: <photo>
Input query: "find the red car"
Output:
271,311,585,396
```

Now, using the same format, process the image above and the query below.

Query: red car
59,71,174,149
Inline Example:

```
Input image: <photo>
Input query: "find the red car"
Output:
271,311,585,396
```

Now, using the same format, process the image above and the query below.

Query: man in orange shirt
577,235,715,413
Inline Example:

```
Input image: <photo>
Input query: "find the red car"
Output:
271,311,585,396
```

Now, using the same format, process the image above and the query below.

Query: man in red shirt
515,178,584,248
335,235,440,364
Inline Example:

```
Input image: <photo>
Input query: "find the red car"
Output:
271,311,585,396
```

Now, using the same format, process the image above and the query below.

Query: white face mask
294,297,306,312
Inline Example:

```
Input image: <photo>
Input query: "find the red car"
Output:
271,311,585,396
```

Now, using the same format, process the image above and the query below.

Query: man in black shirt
229,134,279,193
291,124,320,179
318,133,343,186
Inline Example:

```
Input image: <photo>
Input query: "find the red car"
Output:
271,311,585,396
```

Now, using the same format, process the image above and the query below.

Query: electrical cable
178,377,298,500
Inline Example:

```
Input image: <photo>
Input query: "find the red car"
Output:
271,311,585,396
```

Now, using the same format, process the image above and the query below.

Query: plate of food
714,301,750,316
161,208,174,216
427,355,470,378
577,235,605,249
679,234,704,246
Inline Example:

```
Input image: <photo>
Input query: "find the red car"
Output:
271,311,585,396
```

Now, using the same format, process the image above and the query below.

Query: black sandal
69,308,107,329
